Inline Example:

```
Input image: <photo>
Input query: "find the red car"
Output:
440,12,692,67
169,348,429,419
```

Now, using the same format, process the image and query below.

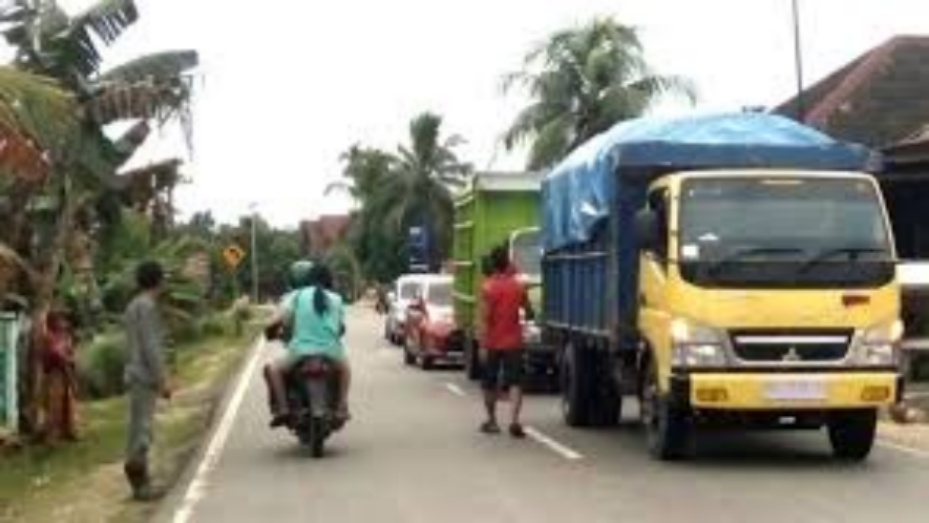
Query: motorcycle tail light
302,360,329,377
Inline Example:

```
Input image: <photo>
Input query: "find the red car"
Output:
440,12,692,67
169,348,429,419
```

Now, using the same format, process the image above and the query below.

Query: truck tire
642,360,691,460
828,409,877,461
590,354,622,427
561,342,593,427
465,339,482,381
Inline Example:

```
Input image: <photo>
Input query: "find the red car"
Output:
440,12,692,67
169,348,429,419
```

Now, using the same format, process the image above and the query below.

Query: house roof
775,35,929,148
300,214,351,255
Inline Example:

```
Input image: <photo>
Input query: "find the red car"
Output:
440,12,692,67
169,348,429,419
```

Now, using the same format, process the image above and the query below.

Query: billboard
408,226,429,273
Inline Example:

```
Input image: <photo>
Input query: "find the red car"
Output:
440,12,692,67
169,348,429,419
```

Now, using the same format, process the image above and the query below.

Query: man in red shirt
480,244,534,438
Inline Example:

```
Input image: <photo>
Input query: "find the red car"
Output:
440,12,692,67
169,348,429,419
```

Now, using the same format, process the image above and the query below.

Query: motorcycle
264,323,345,457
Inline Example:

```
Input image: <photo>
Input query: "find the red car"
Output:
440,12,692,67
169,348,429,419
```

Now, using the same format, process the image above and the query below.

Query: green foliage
200,313,229,338
76,331,127,399
99,234,210,344
502,16,695,169
210,215,302,301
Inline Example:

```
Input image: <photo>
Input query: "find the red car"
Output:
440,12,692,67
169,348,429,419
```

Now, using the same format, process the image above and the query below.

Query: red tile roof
776,35,929,148
300,214,351,256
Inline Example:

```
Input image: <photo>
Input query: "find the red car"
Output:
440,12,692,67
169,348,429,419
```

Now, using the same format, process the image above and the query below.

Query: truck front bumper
672,371,903,411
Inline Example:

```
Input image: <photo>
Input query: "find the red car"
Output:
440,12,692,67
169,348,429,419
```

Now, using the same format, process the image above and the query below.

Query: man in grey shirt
123,261,172,501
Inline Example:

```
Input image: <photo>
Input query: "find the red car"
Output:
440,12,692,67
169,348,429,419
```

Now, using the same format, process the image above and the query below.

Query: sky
17,0,929,227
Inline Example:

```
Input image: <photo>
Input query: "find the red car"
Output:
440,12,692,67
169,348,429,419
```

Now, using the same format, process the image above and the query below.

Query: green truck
451,172,555,385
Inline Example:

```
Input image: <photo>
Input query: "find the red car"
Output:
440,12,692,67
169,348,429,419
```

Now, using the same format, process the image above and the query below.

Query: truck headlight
854,319,904,367
671,318,729,368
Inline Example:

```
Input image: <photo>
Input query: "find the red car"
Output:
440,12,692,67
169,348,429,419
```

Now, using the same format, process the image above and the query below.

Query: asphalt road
159,307,929,523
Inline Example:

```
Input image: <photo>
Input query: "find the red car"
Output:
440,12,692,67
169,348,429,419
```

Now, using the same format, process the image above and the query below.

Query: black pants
481,350,525,391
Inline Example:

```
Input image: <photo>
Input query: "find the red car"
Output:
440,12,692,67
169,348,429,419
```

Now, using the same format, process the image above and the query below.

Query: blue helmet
288,260,315,289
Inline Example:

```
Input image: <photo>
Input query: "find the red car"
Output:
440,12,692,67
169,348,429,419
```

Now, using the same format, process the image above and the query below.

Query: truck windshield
427,282,452,306
678,177,894,288
511,230,542,278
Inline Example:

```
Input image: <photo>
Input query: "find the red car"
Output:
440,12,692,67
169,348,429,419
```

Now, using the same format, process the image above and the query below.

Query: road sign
408,226,429,273
0,313,20,433
222,244,246,270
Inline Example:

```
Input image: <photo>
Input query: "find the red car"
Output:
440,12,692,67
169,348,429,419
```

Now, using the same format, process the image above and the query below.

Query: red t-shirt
481,271,526,351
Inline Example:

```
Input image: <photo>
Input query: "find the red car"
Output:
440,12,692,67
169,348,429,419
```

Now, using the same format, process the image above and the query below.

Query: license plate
764,379,826,401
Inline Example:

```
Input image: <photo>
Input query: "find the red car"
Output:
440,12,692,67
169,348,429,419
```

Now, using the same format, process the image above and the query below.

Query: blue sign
408,226,429,272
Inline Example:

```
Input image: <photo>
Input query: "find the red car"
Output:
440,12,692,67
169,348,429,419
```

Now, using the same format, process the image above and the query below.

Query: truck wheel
642,360,691,460
590,355,622,427
561,342,592,427
828,410,877,461
465,340,482,381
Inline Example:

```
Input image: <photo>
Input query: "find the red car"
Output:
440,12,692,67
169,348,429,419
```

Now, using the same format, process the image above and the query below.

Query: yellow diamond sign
222,244,246,270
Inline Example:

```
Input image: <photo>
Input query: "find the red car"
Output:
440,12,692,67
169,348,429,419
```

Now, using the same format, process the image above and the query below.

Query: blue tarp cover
541,112,877,251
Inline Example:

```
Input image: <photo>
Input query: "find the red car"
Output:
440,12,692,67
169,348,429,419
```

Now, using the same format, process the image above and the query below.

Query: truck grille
730,331,852,363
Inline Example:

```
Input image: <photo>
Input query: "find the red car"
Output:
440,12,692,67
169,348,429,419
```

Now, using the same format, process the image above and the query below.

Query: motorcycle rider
266,260,351,427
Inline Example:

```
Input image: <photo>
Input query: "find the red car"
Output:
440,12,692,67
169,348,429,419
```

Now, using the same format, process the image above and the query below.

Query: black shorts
481,350,525,391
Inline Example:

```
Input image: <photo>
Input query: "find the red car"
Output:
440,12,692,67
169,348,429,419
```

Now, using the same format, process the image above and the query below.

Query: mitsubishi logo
782,347,802,362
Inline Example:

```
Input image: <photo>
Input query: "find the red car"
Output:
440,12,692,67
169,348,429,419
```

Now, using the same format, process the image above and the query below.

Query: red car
402,275,461,370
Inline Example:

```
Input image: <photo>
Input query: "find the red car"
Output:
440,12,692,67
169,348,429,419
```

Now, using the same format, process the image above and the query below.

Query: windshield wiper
797,247,890,274
707,247,805,275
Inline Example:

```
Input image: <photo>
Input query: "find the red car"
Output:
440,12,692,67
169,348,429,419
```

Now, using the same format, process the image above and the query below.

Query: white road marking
877,439,929,460
172,337,266,523
445,383,467,397
525,426,584,461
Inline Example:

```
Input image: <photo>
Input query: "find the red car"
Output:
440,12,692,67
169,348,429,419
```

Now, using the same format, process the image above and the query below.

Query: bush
76,332,127,400
170,317,203,346
199,314,229,338
231,299,252,336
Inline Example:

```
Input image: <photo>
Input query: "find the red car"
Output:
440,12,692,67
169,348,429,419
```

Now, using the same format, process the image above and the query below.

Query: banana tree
0,0,198,432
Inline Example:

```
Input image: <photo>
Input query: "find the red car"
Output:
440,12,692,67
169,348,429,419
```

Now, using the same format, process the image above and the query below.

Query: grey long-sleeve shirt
123,293,166,388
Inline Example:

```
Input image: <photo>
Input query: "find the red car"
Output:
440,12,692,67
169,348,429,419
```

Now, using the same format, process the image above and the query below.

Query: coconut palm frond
0,66,81,179
98,50,198,84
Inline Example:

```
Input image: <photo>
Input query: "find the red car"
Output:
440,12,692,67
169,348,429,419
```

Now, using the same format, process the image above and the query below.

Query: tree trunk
22,176,77,435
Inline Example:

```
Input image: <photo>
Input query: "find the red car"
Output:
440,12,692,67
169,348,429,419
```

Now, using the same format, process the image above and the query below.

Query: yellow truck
541,113,903,460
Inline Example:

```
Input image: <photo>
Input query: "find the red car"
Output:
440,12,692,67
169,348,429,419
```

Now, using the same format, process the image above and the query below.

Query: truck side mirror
635,210,661,253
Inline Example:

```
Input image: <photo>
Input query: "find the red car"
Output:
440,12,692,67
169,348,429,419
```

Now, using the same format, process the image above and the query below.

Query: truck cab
635,170,901,459
541,112,904,462
509,227,552,383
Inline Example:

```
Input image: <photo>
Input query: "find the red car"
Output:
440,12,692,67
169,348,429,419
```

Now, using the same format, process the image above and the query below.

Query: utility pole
792,0,806,121
249,202,259,303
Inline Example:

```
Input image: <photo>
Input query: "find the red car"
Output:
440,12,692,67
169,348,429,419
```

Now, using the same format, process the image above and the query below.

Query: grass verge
0,315,266,523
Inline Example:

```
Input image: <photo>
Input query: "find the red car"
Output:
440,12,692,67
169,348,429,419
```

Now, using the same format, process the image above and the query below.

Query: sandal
269,412,291,428
335,405,352,422
480,420,501,435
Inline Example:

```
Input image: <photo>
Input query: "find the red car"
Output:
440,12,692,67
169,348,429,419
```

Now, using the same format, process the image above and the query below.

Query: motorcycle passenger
267,261,351,427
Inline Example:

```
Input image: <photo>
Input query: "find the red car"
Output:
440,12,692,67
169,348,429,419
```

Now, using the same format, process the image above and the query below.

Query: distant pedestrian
480,244,534,438
122,260,172,501
39,310,79,442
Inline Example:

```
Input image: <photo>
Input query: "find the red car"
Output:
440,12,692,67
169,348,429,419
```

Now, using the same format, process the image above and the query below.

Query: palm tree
373,112,471,271
502,17,696,170
324,145,395,202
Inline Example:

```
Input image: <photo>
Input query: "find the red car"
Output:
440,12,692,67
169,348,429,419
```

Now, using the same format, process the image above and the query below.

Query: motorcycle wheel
310,417,326,458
